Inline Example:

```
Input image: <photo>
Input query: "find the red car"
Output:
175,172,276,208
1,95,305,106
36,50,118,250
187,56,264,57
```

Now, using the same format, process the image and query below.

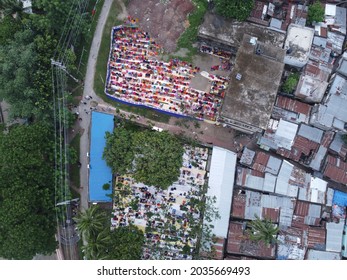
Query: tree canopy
74,205,144,260
0,123,57,259
214,0,255,21
246,215,279,246
104,126,184,189
307,1,325,26
281,72,300,94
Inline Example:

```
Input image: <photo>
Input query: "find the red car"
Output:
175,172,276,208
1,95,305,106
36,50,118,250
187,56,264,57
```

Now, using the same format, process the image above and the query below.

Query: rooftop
220,35,285,132
284,24,315,68
198,12,285,52
323,155,347,185
310,74,347,130
227,221,276,259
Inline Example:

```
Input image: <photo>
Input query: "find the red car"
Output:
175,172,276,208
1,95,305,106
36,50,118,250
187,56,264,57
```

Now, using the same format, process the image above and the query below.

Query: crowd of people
110,146,209,260
105,24,230,121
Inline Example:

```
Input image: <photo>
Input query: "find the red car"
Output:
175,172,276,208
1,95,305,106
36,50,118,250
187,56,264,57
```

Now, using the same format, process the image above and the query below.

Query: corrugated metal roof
277,227,306,260
313,36,327,48
275,160,298,197
307,227,326,249
298,177,327,204
308,203,322,218
298,124,324,143
275,119,298,150
245,191,262,220
276,95,311,115
252,152,269,173
294,200,310,216
263,173,276,193
309,145,327,171
326,188,334,206
231,191,246,219
337,59,347,77
227,221,276,258
324,163,347,185
206,146,237,238
326,221,345,252
306,249,340,260
280,207,295,227
329,132,347,158
245,175,264,191
265,156,282,175
227,222,243,253
240,147,256,166
262,207,279,223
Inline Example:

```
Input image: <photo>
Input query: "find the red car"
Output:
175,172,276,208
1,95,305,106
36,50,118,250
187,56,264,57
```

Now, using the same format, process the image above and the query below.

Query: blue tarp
89,111,114,202
332,190,347,207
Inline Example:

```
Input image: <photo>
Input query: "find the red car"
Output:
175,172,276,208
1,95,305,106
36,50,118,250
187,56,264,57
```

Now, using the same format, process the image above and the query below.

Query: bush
307,1,325,25
282,73,300,94
214,0,254,21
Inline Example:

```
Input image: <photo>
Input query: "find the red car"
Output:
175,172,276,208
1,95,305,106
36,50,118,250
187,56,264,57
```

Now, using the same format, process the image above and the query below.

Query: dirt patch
126,0,195,52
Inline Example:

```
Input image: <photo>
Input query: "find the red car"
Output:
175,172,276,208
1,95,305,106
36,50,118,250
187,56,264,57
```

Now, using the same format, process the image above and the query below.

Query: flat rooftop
284,24,314,67
220,34,285,130
198,12,285,51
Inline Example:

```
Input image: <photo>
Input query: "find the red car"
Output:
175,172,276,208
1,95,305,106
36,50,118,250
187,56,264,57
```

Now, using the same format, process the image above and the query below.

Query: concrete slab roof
198,12,285,51
220,34,285,130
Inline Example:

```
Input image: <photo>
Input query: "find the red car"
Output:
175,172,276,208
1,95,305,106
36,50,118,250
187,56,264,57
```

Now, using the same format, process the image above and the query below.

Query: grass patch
174,0,208,62
69,133,81,188
94,0,171,124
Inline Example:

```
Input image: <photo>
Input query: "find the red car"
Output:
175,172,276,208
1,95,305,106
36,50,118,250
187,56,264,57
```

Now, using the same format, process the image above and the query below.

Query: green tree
307,1,325,26
104,128,184,189
73,205,107,240
81,229,111,260
0,123,57,259
0,0,23,17
132,130,184,189
103,127,135,175
246,215,279,246
214,0,255,21
0,16,21,45
282,72,300,94
107,226,144,260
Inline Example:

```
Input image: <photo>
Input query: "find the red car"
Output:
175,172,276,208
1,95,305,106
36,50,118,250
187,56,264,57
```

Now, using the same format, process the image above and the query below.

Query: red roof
252,152,270,173
321,131,335,148
231,192,246,219
227,221,276,258
323,163,347,184
276,96,311,115
294,201,310,216
307,227,326,249
262,208,279,223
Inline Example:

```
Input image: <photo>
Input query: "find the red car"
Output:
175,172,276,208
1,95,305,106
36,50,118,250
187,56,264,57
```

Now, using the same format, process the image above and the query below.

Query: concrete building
284,24,315,68
197,11,285,54
219,34,285,133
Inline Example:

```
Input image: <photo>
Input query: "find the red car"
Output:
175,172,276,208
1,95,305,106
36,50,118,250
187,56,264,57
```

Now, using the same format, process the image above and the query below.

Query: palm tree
73,205,107,240
246,215,279,246
81,229,111,260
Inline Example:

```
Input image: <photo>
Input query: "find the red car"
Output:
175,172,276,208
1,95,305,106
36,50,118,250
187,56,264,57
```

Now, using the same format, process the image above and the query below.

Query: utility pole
51,59,80,83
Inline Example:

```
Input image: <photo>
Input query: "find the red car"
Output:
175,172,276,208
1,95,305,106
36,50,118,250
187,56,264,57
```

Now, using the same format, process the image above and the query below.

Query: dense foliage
307,1,325,26
0,0,92,259
282,72,300,94
74,205,144,260
0,123,57,259
214,0,254,21
104,125,184,189
246,215,279,246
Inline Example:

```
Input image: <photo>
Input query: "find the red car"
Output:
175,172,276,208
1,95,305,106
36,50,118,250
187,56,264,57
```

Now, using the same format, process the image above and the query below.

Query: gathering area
105,23,229,122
